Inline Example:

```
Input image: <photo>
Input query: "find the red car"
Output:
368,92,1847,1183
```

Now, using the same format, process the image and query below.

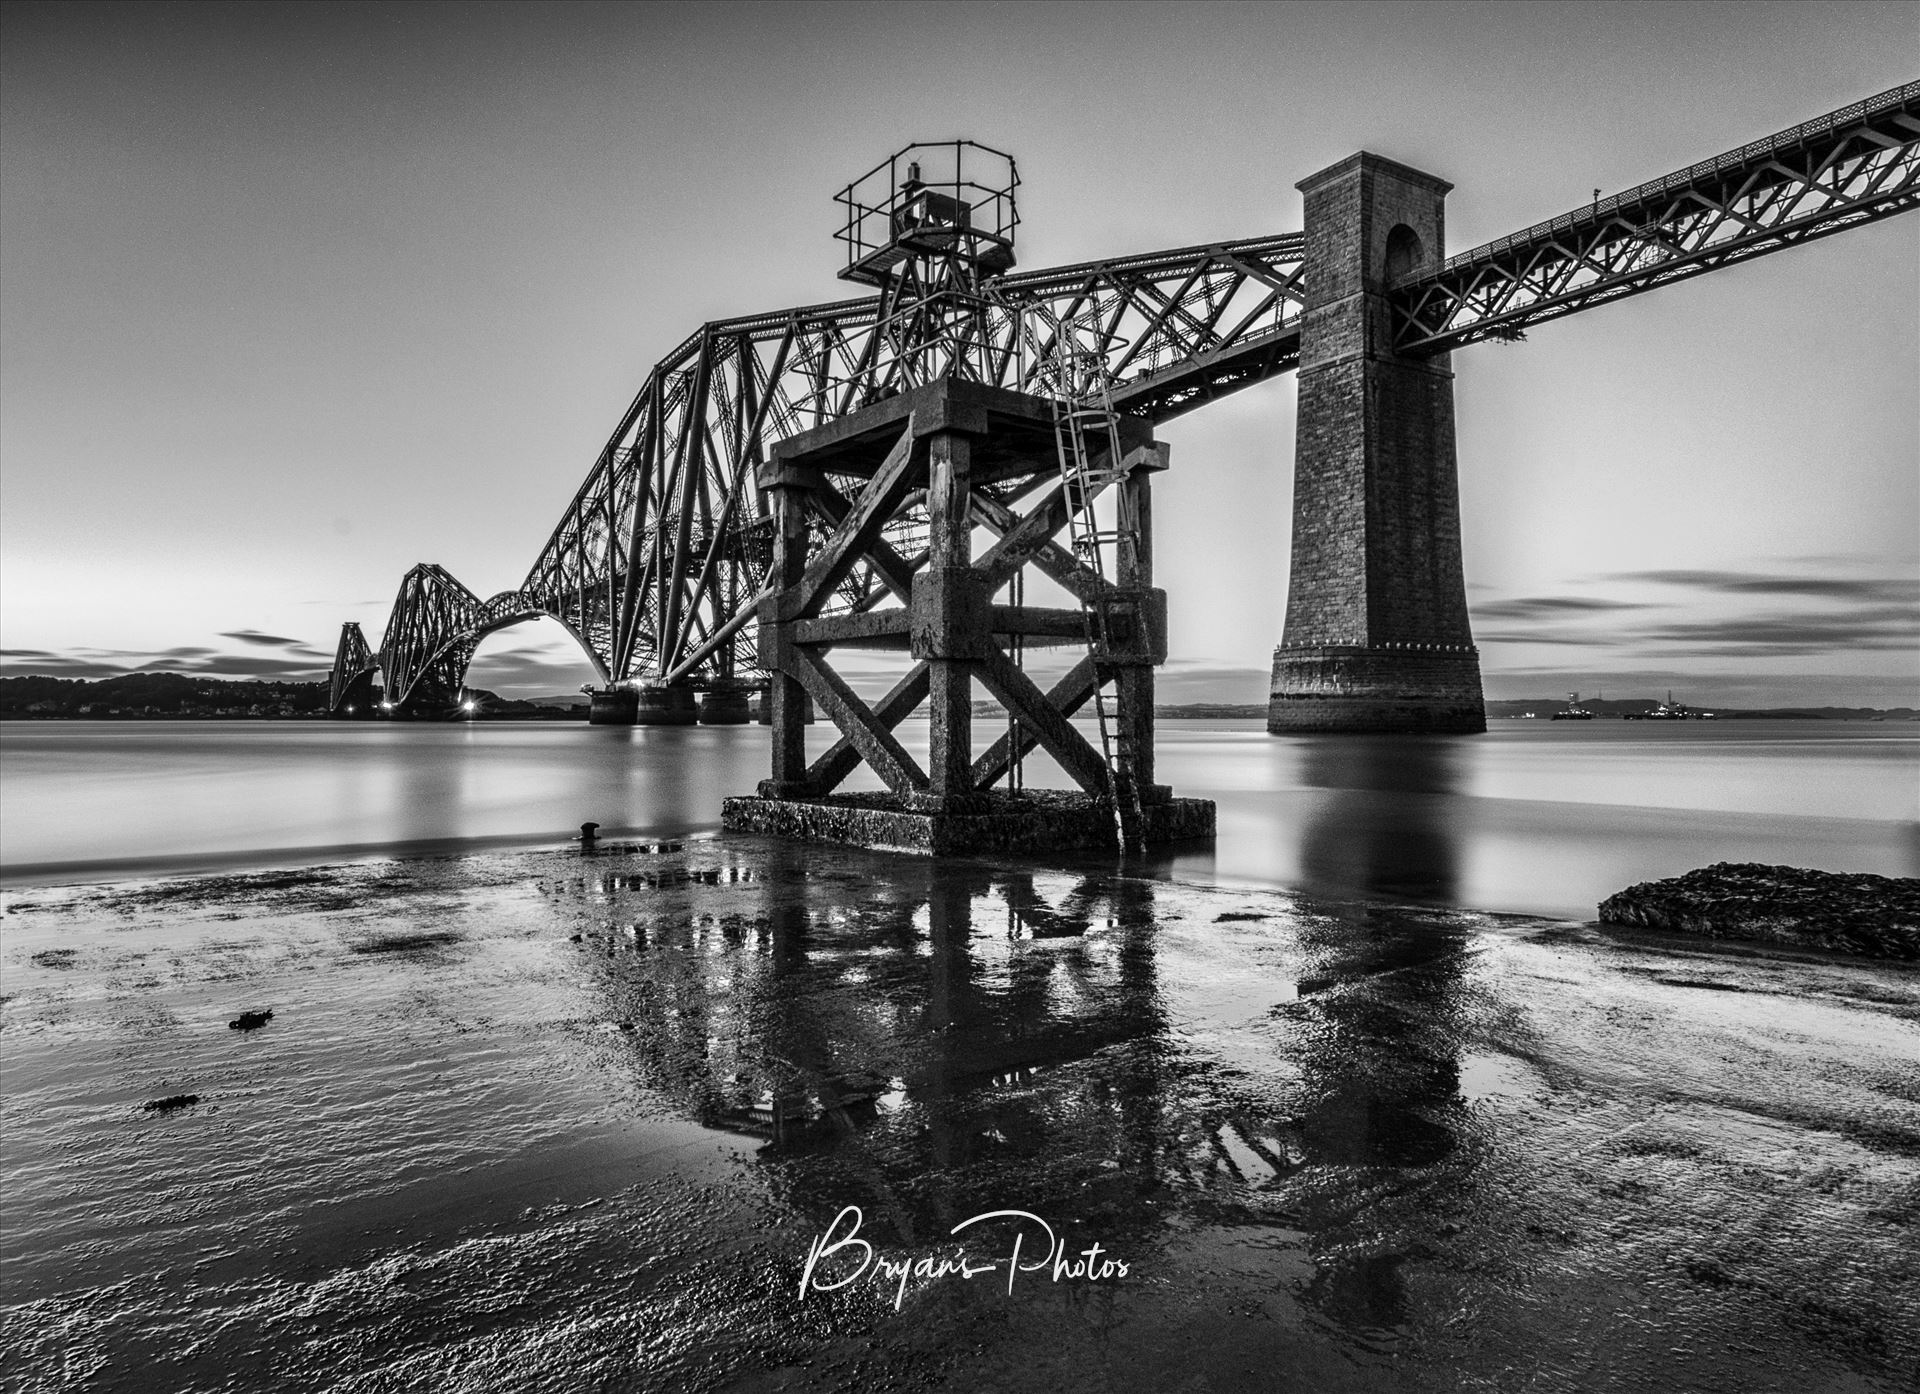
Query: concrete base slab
720,789,1215,857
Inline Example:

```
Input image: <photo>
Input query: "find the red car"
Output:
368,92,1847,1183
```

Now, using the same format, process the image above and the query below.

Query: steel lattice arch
331,82,1919,717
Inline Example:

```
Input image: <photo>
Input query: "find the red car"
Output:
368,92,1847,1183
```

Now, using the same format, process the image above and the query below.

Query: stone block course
1272,151,1484,734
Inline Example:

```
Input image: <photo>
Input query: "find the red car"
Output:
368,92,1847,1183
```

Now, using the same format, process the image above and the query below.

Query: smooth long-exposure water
2,718,1913,918
3,718,1917,1392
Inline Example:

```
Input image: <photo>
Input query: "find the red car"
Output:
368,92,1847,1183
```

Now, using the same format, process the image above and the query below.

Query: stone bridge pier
1268,152,1485,733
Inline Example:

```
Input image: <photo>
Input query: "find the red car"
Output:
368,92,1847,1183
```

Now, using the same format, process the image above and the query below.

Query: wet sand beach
4,837,1916,1392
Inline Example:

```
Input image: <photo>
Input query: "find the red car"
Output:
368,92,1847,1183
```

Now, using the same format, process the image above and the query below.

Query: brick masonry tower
1268,153,1486,733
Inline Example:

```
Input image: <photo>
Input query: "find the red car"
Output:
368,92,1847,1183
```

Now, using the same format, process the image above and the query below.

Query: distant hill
9,672,1906,723
0,673,590,719
1,672,329,717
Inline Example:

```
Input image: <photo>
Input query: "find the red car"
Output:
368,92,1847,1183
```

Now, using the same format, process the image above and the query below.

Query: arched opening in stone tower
1383,223,1424,282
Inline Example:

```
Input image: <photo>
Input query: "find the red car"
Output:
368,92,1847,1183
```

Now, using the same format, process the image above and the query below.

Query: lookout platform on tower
833,141,1019,287
719,376,1214,858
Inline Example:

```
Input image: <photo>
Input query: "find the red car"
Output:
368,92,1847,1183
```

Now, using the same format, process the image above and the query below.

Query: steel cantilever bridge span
330,82,1919,718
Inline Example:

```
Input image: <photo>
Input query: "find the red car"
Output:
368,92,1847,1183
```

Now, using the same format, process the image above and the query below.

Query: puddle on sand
1457,1048,1549,1104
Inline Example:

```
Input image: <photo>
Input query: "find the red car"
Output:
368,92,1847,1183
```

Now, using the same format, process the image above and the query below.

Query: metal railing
1427,80,1920,279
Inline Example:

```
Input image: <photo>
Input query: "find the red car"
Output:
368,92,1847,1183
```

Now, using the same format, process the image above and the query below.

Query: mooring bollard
579,821,600,848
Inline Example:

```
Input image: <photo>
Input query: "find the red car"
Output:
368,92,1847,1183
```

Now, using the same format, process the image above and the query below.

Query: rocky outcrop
1598,862,1919,960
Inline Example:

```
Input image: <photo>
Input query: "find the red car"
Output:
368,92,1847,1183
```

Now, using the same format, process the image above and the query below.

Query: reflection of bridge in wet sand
496,740,1920,1385
565,827,1477,1332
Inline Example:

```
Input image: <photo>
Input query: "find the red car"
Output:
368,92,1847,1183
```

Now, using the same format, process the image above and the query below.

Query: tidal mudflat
4,838,1917,1392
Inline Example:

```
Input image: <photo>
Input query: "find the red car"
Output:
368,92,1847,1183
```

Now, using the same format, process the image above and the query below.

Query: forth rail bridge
328,84,1918,853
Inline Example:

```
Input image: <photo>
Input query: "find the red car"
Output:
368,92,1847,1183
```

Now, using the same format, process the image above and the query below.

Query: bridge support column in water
634,685,699,725
588,688,638,725
590,685,707,725
696,688,753,725
724,378,1212,855
1268,152,1485,734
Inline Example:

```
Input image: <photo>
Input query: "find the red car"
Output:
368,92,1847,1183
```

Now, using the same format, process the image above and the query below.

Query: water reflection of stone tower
724,142,1213,857
1297,735,1467,904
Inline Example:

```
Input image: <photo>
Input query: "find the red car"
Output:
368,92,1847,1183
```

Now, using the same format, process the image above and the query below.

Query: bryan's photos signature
800,1206,1129,1311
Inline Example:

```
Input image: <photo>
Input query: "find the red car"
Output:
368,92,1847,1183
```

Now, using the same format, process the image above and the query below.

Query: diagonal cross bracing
508,234,1306,691
350,85,1918,712
327,622,376,713
364,563,602,713
1393,81,1920,353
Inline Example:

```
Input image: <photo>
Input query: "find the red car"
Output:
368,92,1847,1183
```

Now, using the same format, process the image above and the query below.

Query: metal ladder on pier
1013,302,1146,856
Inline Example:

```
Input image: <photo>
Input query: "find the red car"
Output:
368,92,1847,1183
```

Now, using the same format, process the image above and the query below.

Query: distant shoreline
3,673,1913,723
7,706,1916,723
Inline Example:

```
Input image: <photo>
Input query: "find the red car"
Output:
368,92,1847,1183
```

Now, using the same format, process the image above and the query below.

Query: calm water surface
6,724,1917,1391
2,718,1912,916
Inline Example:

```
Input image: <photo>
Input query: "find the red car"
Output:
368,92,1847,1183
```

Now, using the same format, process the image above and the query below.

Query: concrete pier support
1269,153,1485,734
587,687,638,725
634,685,699,725
723,378,1212,855
696,689,753,725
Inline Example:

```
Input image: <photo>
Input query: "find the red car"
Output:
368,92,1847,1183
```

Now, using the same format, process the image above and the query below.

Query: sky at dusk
2,0,1915,708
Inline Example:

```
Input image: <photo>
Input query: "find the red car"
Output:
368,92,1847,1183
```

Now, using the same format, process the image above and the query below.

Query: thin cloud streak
1474,596,1654,621
1599,569,1919,604
1475,558,1919,669
1477,630,1602,647
1631,607,1917,654
1482,605,1917,655
220,629,311,648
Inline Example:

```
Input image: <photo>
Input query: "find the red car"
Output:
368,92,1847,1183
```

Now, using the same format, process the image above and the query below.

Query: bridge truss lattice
337,82,1918,716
